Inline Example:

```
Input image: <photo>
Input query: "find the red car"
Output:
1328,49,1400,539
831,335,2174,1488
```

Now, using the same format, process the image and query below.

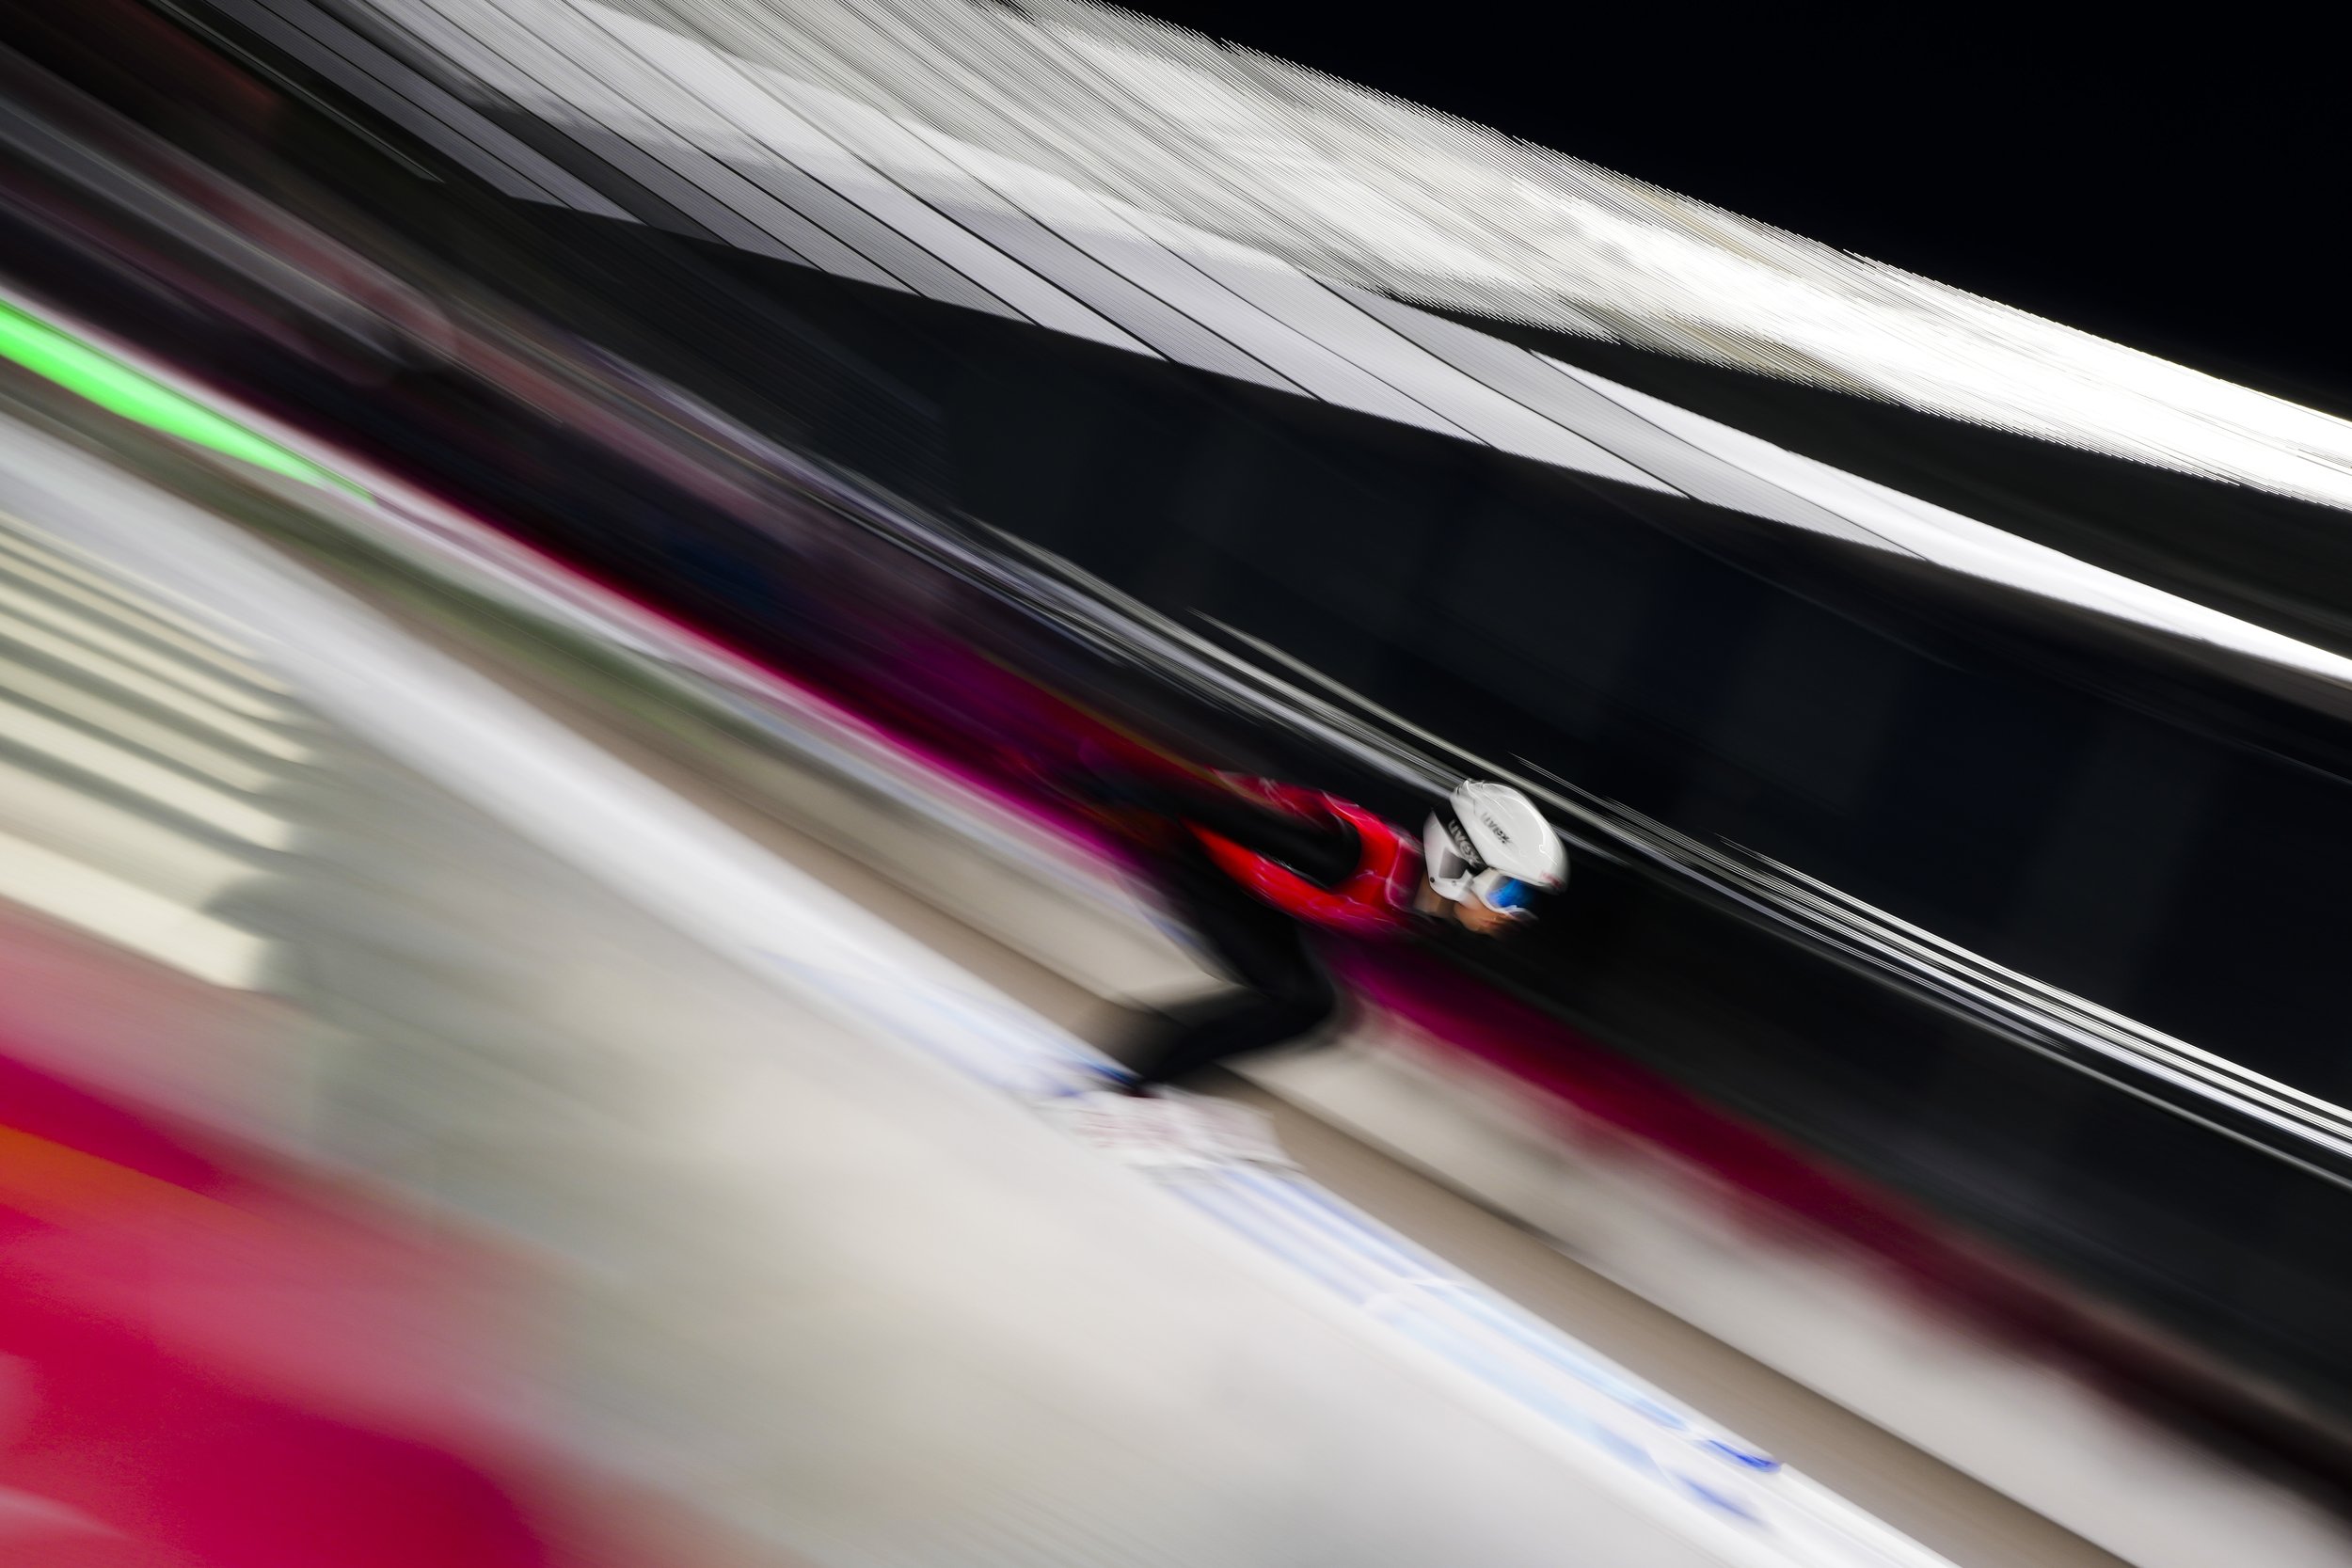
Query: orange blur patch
0,1123,241,1235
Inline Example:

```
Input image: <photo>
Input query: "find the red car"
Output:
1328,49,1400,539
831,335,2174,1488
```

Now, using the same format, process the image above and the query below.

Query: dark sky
1119,7,2348,412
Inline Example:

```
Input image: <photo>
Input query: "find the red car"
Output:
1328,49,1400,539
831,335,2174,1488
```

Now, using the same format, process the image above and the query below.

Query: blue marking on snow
753,945,1793,1537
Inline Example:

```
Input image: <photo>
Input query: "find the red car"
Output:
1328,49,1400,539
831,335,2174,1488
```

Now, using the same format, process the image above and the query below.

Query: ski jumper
1069,768,1420,1087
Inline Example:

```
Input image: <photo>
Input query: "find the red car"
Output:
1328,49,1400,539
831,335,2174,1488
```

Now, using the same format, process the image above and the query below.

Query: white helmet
1423,781,1567,918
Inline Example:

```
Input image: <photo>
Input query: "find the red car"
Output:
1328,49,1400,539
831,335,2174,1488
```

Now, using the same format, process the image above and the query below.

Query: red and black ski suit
1069,766,1421,1088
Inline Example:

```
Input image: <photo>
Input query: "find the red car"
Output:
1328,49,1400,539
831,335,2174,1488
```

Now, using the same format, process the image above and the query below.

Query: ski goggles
1470,868,1544,918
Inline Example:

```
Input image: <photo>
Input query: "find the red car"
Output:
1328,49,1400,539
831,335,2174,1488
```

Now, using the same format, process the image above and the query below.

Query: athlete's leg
1123,847,1343,1088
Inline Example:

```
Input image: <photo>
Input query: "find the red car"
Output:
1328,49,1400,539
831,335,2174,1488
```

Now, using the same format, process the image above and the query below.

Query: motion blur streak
210,0,2352,699
5,8,2352,1568
266,0,2352,511
0,390,1863,1567
0,294,352,491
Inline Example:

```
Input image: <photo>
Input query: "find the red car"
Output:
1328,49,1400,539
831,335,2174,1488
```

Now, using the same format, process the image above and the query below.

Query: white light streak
0,824,269,989
0,696,294,848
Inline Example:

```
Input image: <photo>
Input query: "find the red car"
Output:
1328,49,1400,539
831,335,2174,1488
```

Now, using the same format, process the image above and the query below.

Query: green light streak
0,299,363,497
